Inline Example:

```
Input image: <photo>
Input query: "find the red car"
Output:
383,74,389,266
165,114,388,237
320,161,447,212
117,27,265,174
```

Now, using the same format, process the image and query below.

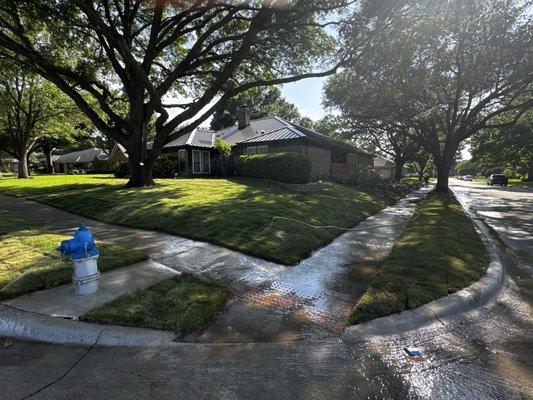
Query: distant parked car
486,174,508,186
464,175,473,181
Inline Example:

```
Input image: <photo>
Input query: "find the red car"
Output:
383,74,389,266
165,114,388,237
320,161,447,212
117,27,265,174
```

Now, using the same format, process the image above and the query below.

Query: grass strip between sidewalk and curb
82,275,232,334
0,210,147,301
349,191,490,325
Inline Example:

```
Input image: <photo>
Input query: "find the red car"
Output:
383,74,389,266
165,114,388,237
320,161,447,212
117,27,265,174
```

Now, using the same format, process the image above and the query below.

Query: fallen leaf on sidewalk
3,339,13,347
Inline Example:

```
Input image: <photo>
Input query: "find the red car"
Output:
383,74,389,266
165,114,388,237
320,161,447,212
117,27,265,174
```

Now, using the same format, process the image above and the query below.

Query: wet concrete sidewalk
0,193,285,297
200,188,430,342
0,188,429,341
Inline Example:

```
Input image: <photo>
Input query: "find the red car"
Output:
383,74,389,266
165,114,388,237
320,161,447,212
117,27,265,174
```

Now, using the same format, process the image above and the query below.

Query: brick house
109,107,373,181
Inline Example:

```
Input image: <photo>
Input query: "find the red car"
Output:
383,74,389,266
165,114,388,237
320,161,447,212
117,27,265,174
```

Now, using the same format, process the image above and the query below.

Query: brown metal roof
233,117,371,156
156,116,371,157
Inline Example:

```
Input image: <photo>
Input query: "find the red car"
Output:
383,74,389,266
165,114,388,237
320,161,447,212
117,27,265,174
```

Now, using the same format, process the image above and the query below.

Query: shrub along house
110,107,373,181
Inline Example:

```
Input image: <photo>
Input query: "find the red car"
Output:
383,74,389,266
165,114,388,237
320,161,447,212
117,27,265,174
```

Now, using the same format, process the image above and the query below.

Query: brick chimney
237,106,251,129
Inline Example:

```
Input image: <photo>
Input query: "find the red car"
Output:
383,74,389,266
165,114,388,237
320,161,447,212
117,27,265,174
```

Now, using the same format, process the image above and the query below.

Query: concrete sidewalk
4,260,179,317
201,188,432,342
0,188,431,342
0,193,284,296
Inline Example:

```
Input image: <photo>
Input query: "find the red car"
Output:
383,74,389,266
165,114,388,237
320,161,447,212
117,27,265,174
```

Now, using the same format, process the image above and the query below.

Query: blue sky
280,77,328,120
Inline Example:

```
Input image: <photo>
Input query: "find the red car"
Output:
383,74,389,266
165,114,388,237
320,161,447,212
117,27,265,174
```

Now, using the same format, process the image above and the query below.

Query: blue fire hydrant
58,223,100,295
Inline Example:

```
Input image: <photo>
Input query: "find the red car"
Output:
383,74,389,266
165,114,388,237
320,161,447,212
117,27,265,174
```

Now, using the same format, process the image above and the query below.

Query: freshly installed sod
83,275,232,334
0,174,394,264
349,192,490,324
0,210,147,301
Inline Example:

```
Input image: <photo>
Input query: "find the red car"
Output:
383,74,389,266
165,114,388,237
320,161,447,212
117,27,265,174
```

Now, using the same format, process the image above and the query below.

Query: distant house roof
374,156,395,168
55,148,108,164
113,143,127,155
0,157,17,163
38,155,60,162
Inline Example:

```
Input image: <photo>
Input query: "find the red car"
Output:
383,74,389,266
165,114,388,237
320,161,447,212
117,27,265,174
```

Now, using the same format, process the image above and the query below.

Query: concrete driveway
1,181,532,399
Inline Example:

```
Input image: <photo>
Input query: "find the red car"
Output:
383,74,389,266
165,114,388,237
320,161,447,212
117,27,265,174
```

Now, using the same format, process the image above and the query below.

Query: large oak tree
0,70,79,178
326,0,532,191
0,0,353,186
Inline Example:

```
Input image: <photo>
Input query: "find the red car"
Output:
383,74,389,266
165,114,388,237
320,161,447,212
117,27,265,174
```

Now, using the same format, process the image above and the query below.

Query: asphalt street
1,179,531,400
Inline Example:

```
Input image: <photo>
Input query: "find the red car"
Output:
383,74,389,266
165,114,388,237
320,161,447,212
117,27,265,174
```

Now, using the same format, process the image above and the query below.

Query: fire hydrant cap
57,222,99,259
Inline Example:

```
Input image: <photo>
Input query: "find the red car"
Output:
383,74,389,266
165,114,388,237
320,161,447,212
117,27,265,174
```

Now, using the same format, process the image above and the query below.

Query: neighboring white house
373,156,396,180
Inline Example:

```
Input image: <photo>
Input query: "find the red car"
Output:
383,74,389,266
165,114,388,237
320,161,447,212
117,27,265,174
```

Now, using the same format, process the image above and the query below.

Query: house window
246,146,257,154
257,145,268,154
192,150,201,174
178,149,187,174
347,154,357,174
192,149,210,174
201,150,210,174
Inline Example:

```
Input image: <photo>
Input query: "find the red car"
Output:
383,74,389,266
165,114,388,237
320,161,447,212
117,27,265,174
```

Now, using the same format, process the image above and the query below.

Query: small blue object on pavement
404,347,422,357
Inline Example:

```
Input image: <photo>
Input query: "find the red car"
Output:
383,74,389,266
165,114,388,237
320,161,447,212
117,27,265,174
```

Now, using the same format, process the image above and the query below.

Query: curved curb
0,304,178,347
342,187,507,342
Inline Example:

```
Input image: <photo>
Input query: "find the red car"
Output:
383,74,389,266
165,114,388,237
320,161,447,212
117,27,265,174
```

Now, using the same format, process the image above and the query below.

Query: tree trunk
17,149,30,179
418,168,425,182
125,141,156,187
393,158,405,181
527,160,533,181
435,159,452,192
45,150,54,174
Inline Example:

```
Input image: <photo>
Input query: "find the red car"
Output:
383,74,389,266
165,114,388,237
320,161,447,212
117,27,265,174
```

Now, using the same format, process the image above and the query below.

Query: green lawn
83,275,232,334
349,192,489,324
508,178,533,188
0,209,147,301
0,174,395,264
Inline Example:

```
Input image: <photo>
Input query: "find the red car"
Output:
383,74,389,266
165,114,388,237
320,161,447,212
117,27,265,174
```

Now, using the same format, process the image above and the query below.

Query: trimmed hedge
234,152,311,184
152,154,179,178
113,154,179,179
113,162,129,178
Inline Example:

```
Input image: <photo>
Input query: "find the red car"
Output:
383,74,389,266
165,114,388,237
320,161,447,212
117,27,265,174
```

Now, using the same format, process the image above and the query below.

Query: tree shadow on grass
25,179,391,265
